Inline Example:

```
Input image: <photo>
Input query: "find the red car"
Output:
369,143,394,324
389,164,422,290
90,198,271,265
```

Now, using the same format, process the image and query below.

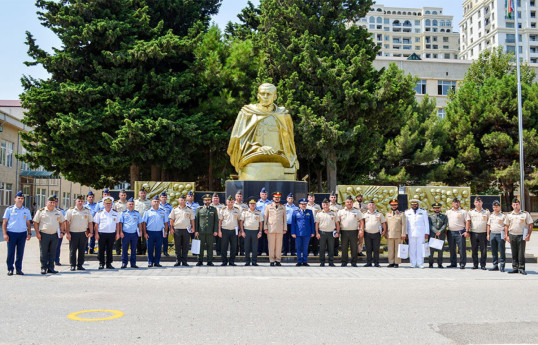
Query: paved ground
1,238,538,344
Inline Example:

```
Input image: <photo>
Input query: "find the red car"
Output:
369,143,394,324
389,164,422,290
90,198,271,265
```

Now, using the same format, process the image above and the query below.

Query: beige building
0,100,99,215
356,5,460,60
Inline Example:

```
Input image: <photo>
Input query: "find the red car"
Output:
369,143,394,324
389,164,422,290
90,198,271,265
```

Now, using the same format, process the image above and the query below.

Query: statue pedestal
239,163,296,181
225,180,308,200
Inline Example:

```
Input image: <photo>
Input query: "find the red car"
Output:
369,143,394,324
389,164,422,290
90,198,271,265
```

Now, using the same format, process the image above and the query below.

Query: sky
0,0,463,100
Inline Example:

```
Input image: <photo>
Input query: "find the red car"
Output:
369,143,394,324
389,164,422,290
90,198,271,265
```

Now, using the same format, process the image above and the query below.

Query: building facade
356,4,460,60
460,0,538,62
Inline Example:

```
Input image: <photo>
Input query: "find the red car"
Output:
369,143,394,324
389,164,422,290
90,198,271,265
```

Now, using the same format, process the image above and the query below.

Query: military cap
103,188,110,194
298,198,307,204
475,196,482,201
227,195,234,201
127,197,134,202
512,197,520,204
103,196,114,204
52,194,58,201
152,195,159,201
492,200,501,206
178,194,186,199
120,189,126,193
212,192,219,198
273,192,282,197
260,187,267,193
452,197,460,203
48,196,56,202
160,191,167,197
410,199,419,205
75,195,85,201
322,198,330,204
87,190,94,196
367,199,375,204
287,193,294,198
248,197,257,204
330,191,336,196
139,187,146,192
346,195,353,201
236,190,243,195
432,202,442,208
389,199,399,205
308,192,315,197
187,191,194,196
356,194,363,197
202,194,212,200
15,191,23,197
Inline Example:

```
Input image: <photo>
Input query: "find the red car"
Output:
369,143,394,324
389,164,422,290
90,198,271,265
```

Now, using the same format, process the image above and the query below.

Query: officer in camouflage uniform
195,194,218,266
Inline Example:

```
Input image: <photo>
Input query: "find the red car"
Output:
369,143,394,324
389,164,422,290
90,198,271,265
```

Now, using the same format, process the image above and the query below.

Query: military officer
256,187,271,256
3,191,32,276
65,195,94,271
466,197,490,270
353,193,367,257
338,195,364,267
113,189,129,255
233,190,247,256
306,192,321,256
84,191,99,254
504,198,533,275
134,187,151,255
96,188,111,211
94,196,120,269
428,202,448,268
264,191,287,266
159,191,173,257
291,198,315,266
195,194,218,266
284,193,299,256
329,191,342,256
169,194,195,266
405,199,429,269
218,196,243,266
242,197,263,266
118,197,143,269
446,198,469,269
186,190,200,214
211,192,225,255
53,195,66,266
33,196,65,274
361,200,386,267
487,200,506,272
315,198,340,267
385,199,406,268
142,195,169,267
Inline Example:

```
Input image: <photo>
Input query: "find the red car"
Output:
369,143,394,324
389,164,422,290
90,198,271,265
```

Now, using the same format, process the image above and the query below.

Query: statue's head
257,83,277,107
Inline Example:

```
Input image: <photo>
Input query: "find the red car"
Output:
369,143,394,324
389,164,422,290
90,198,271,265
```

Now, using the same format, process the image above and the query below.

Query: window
438,108,446,119
425,19,431,26
0,140,14,168
0,183,13,206
377,17,382,24
414,80,427,94
62,192,71,209
432,20,438,26
444,53,451,59
415,20,420,25
415,37,420,42
443,37,449,42
369,17,375,23
438,80,457,95
384,18,389,24
36,188,46,208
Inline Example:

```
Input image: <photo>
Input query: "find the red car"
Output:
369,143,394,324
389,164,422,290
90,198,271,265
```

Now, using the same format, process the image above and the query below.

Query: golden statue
227,83,298,180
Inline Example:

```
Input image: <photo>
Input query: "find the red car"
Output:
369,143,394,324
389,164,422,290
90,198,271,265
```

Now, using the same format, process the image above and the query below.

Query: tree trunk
501,181,514,212
160,168,167,181
130,164,140,191
151,165,161,181
326,151,337,193
208,149,214,191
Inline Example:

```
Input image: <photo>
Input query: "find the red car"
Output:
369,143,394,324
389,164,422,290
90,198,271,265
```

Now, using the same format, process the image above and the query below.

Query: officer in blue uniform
159,192,173,257
291,198,315,266
2,191,32,275
84,191,99,254
119,197,143,269
256,187,272,255
96,188,111,212
53,195,66,266
142,195,169,267
284,193,299,256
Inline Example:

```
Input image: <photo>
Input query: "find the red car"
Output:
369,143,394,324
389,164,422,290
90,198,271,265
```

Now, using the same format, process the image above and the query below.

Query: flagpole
513,0,526,211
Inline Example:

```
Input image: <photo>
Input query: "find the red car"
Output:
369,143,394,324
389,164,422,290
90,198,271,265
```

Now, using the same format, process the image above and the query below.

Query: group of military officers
2,187,534,275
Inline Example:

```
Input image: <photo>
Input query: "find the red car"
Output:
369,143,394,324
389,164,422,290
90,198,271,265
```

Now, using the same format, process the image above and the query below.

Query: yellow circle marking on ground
67,309,124,321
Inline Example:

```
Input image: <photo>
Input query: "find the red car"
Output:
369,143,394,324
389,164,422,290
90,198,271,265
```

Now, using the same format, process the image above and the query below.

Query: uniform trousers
448,230,467,267
470,232,487,268
409,236,424,267
341,230,358,264
509,234,526,271
146,230,163,265
236,235,245,256
98,232,115,266
267,232,283,263
489,233,506,268
6,231,27,271
121,232,138,266
295,235,310,263
244,229,259,264
221,229,237,264
364,232,381,265
387,237,402,265
198,233,214,263
173,229,190,264
215,236,222,255
428,240,444,266
319,231,335,264
40,233,59,270
69,232,88,267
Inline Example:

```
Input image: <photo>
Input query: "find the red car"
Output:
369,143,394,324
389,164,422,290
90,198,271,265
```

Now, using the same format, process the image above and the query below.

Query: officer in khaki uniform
487,200,506,272
219,196,243,266
264,192,287,266
315,198,340,266
337,195,363,267
353,194,367,256
466,197,490,270
445,198,468,269
211,193,225,255
242,197,263,266
234,190,248,256
169,194,195,267
65,195,93,271
428,202,448,268
34,196,66,275
195,194,218,266
306,193,321,256
504,198,533,275
385,199,406,268
361,200,386,267
329,191,342,256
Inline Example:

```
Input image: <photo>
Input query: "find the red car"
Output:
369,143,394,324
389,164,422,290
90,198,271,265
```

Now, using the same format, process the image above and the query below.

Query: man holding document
169,194,195,267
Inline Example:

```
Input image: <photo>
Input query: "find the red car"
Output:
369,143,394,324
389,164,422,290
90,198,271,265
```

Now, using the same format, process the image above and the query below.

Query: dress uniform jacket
429,212,448,240
363,210,385,234
113,200,128,213
195,206,219,234
264,203,287,233
487,212,506,234
169,206,194,229
405,208,429,237
33,208,65,234
291,209,315,236
466,208,490,233
66,207,93,232
385,210,406,238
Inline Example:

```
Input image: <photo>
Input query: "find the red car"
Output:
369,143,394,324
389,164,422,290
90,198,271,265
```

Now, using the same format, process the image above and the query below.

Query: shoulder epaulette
69,207,74,209
39,208,44,211
186,206,192,209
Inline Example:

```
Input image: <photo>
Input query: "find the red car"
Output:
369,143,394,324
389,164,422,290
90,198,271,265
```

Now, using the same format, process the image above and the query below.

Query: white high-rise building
460,0,538,62
356,5,460,60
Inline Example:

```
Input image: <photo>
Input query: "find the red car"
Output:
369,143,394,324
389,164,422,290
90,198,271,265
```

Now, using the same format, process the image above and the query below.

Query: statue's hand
258,146,277,155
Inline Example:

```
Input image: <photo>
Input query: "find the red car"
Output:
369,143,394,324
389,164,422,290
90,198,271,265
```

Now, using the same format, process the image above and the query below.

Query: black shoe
363,263,372,267
275,262,281,266
252,263,259,266
481,267,487,270
47,269,58,274
55,262,62,266
428,264,433,268
77,266,86,270
358,252,365,256
320,263,325,267
447,264,457,268
508,269,519,274
394,264,399,268
207,262,215,266
70,266,76,271
520,270,527,275
182,262,189,267
329,263,335,267
303,263,310,267
98,265,104,270
341,262,348,267
296,263,302,267
154,264,162,267
489,266,499,271
41,269,47,275
221,263,228,266
229,263,237,266
106,265,115,269
460,266,465,269
374,264,381,267
115,251,121,255
174,262,181,267
196,262,203,266
500,265,505,272
7,270,13,276
438,264,444,269
246,262,252,266
15,270,24,275
163,252,169,257
120,264,127,269
351,263,358,267
89,250,95,254
131,265,139,268
240,252,245,256
313,252,319,256
388,264,395,268
148,263,154,267
472,266,478,270
291,252,296,256
270,262,275,266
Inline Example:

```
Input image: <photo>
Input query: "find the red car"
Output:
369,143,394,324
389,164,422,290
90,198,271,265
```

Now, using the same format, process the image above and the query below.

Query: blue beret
15,191,23,197
260,187,267,193
103,188,110,193
128,197,134,202
153,195,159,200
187,191,193,196
160,192,167,196
87,191,94,196
298,198,307,204
287,193,293,198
